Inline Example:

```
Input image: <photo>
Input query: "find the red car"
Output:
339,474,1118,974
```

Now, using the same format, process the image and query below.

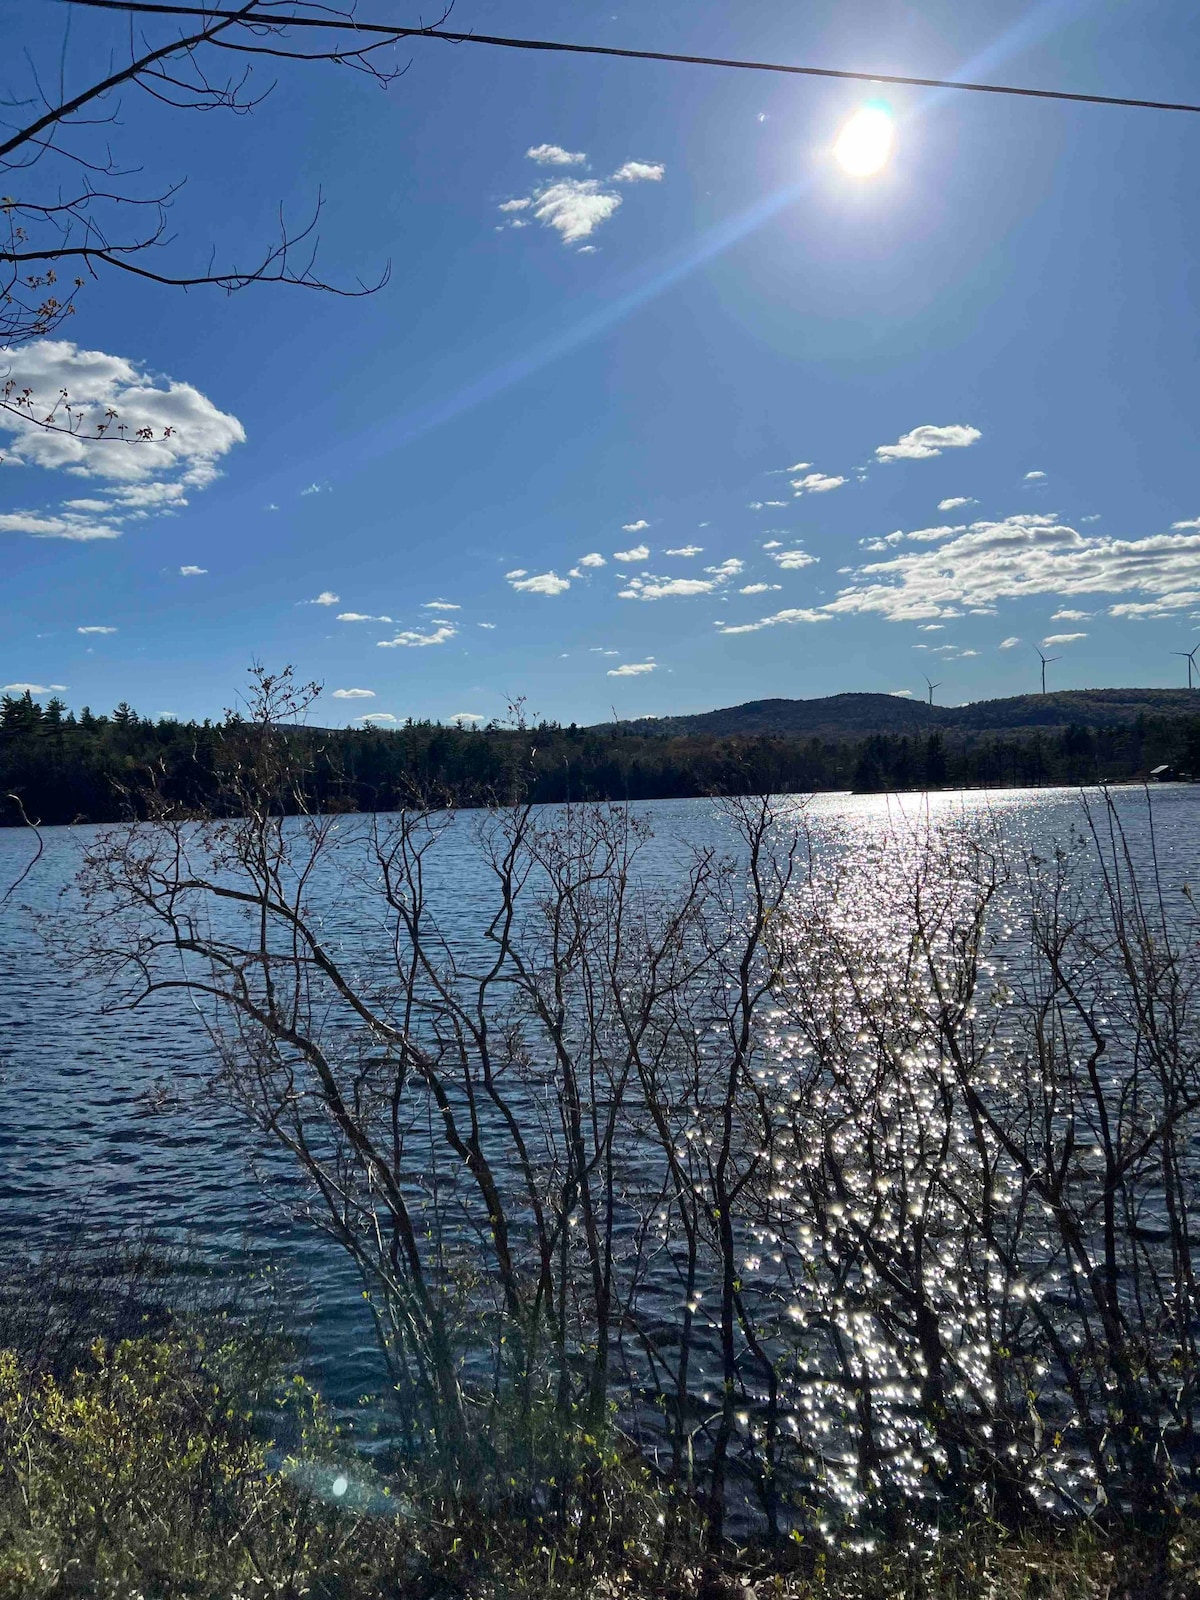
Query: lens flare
834,106,894,176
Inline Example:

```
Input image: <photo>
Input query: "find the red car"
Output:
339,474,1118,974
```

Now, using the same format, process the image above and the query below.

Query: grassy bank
1,1328,1198,1600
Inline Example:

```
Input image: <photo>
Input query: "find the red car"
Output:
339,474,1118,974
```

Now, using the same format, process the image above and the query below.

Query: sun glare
834,106,894,176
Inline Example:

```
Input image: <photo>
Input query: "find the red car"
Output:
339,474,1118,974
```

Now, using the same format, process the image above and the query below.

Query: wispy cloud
302,591,340,607
509,571,571,595
0,510,121,541
179,564,206,576
939,496,976,511
336,612,392,623
664,545,702,557
301,481,331,496
77,624,116,634
500,149,666,248
999,636,1021,649
611,161,665,183
824,515,1200,622
377,624,458,648
449,711,485,722
422,600,460,611
717,607,830,635
875,424,982,462
1051,608,1092,621
739,582,782,595
355,712,399,723
1041,632,1086,646
771,549,818,570
532,181,622,243
791,472,846,495
1024,470,1047,482
4,682,67,694
526,143,586,166
619,576,713,600
607,661,657,676
331,687,375,699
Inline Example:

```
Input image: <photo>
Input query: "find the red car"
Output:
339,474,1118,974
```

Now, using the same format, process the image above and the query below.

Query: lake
3,784,1199,1514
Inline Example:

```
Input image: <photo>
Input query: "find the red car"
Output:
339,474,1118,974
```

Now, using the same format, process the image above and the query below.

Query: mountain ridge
607,688,1200,739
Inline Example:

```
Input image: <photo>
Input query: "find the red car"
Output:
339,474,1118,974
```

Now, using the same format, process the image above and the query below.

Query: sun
834,106,894,177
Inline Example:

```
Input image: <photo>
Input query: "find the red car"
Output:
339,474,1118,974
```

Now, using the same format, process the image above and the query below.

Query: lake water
3,785,1199,1423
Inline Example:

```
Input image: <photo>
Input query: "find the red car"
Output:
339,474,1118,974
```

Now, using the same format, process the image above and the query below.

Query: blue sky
3,0,1199,727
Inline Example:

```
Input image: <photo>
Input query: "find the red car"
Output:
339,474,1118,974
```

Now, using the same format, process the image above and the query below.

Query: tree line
2,687,1198,825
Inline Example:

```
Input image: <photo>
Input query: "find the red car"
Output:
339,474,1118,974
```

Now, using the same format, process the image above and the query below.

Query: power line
59,0,1200,117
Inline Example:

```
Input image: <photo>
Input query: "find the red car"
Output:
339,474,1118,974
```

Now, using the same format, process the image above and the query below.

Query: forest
2,687,1198,825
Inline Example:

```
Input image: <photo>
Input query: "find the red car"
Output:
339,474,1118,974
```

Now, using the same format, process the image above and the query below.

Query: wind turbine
923,675,942,707
1035,646,1060,696
1172,644,1199,689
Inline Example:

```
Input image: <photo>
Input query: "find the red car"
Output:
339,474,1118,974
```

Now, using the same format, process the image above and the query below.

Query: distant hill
613,688,1200,739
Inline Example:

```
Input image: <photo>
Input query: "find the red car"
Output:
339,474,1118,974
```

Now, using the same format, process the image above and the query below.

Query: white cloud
613,543,650,562
999,636,1021,649
607,661,657,676
498,198,531,212
664,544,702,557
4,682,67,694
422,600,460,611
762,540,782,550
611,161,665,183
533,179,622,243
772,549,818,570
301,481,330,495
77,624,116,634
578,552,606,567
890,689,915,698
1024,470,1047,482
1108,594,1200,619
526,143,586,166
0,510,121,540
824,514,1200,623
510,570,571,595
786,461,812,472
179,564,206,576
377,624,458,648
336,612,392,623
1171,517,1200,530
791,472,846,495
0,341,244,511
939,496,976,511
303,591,340,607
1041,632,1086,646
477,621,496,629
619,576,713,600
449,711,485,722
1051,608,1092,621
704,558,744,578
355,712,399,723
739,582,781,595
717,607,830,635
331,688,375,699
875,424,982,462
505,569,527,579
621,519,650,533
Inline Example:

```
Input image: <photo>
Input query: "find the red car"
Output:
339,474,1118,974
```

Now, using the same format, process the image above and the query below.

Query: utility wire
58,0,1200,117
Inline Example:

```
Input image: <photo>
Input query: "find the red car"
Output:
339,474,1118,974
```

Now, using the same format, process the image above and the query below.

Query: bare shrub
67,669,1200,1555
